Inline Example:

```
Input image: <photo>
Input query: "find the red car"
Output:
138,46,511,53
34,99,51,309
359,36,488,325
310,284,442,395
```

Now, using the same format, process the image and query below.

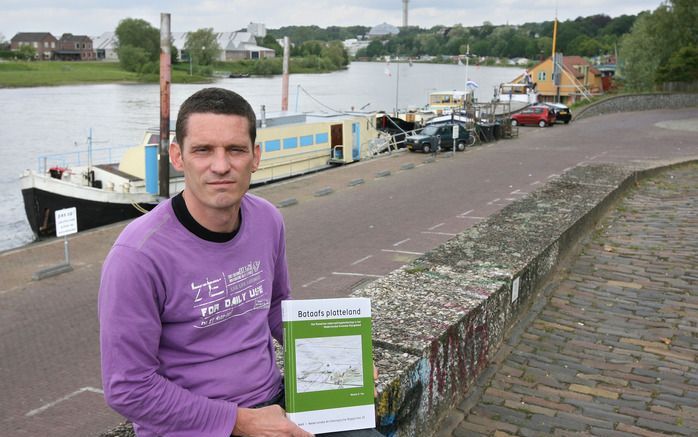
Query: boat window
315,133,329,144
300,135,314,147
265,139,281,152
283,137,298,149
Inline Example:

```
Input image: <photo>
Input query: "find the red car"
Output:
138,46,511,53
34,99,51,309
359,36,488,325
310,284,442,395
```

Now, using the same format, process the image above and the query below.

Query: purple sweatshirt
98,194,290,437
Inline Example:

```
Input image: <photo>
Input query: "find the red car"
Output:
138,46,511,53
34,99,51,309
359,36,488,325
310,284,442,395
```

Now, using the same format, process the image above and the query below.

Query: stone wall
357,160,697,436
574,93,698,121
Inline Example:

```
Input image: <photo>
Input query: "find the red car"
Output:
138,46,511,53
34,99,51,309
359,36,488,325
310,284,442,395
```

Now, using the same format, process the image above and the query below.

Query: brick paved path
437,163,698,437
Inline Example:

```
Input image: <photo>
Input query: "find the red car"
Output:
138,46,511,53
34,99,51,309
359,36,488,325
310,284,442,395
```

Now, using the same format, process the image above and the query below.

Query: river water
0,62,519,251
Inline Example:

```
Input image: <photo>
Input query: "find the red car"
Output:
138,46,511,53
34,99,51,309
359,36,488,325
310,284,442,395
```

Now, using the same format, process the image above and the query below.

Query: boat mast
159,13,171,198
551,2,560,103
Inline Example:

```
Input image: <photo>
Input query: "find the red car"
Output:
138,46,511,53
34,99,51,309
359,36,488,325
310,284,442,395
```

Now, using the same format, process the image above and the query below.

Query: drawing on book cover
295,335,364,393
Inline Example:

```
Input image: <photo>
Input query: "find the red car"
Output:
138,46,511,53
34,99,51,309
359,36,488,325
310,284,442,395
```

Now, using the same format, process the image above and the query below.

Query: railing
36,145,132,175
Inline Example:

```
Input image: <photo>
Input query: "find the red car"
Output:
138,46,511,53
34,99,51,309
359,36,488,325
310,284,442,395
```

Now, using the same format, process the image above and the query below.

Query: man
99,88,379,436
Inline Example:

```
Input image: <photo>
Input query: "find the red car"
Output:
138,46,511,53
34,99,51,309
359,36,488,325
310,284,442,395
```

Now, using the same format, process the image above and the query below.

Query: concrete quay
435,162,698,437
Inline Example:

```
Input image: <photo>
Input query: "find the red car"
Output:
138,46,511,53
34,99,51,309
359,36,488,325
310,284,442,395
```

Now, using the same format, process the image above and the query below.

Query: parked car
405,122,475,153
511,106,556,127
539,102,572,124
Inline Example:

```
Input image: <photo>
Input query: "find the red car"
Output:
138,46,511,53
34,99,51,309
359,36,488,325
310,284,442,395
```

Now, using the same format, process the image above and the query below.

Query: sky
1,0,665,40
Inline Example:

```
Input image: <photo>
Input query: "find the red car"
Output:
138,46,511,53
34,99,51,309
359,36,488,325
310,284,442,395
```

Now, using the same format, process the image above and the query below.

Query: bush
118,45,150,72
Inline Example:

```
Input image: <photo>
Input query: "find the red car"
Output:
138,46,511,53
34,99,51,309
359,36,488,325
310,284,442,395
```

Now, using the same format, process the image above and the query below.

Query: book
281,297,375,434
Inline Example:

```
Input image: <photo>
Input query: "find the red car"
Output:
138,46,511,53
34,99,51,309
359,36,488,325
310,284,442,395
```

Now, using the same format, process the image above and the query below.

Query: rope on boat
297,85,345,114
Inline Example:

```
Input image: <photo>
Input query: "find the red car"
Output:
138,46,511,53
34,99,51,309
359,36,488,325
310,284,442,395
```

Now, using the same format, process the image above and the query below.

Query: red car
511,106,556,127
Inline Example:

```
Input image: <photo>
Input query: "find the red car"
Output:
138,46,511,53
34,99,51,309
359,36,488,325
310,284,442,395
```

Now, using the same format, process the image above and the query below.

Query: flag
466,80,479,89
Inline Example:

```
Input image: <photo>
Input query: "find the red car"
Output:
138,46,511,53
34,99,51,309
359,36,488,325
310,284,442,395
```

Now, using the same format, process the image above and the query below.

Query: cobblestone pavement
436,163,698,437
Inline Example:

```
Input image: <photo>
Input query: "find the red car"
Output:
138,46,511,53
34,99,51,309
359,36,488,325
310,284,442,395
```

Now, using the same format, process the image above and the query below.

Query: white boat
495,83,539,105
20,111,379,239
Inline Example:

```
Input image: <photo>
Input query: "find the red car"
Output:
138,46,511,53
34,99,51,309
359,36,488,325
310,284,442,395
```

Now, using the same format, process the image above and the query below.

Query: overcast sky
1,0,664,39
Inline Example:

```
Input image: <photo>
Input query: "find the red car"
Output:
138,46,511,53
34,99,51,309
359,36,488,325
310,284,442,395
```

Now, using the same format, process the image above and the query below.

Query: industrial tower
402,0,408,27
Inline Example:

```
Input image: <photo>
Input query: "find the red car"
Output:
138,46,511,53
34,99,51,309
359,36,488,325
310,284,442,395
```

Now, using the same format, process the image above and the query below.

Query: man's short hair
175,87,257,147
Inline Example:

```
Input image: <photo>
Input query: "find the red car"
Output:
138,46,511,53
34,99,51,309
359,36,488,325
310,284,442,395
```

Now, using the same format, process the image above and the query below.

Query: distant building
343,38,369,57
172,31,275,62
368,23,400,38
512,55,605,104
509,57,530,66
247,22,266,38
222,31,275,60
54,33,95,61
10,32,57,60
92,32,119,61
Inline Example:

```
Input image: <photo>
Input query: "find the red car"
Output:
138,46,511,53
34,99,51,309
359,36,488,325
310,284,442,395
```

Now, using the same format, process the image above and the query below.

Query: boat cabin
427,91,468,114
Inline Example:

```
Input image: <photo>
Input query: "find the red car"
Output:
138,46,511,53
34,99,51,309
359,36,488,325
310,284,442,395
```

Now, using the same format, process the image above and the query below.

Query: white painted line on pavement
428,222,445,230
547,174,560,179
422,231,457,236
393,238,411,247
332,272,383,278
26,387,104,417
350,255,373,266
381,249,424,255
563,167,573,173
302,276,326,288
487,198,500,205
457,216,486,220
510,189,527,195
460,209,474,216
530,180,542,186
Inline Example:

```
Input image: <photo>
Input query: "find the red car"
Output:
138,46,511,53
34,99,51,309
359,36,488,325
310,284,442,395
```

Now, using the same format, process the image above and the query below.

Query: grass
0,61,211,87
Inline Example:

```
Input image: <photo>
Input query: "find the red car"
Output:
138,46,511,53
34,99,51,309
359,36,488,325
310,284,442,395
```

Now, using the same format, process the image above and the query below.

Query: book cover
281,298,375,434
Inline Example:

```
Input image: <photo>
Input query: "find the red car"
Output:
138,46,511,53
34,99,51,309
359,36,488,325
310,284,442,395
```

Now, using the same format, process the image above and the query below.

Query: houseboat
495,83,539,105
20,111,379,239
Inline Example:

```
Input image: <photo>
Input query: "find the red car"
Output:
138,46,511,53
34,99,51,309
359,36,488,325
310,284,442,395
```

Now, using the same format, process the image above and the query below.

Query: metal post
295,84,301,112
394,55,400,117
159,13,171,199
281,36,290,111
63,235,70,265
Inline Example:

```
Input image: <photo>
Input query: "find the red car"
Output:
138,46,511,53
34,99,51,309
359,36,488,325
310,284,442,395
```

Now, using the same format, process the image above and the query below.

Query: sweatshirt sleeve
98,245,236,437
268,219,291,344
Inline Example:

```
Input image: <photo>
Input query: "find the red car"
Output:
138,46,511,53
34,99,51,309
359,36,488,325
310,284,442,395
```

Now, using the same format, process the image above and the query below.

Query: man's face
170,113,260,222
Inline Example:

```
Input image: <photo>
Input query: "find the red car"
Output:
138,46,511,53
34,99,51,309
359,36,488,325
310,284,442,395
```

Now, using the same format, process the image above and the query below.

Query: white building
247,22,267,38
367,23,400,38
91,32,118,61
172,31,275,62
343,38,370,57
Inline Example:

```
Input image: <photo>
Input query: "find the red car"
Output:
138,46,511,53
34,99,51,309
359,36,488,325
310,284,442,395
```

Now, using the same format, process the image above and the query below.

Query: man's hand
232,405,314,437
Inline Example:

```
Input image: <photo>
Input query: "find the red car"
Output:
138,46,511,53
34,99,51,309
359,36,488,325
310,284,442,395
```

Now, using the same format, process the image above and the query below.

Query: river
0,61,520,252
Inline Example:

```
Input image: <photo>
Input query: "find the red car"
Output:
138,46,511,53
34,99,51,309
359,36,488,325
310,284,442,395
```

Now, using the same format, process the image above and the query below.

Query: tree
321,41,349,68
17,44,37,60
655,45,698,83
115,18,159,72
185,28,221,66
620,13,661,90
620,0,697,90
259,34,283,57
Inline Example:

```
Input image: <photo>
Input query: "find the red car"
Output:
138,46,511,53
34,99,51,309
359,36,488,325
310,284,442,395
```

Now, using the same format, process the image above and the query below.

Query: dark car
539,102,572,124
405,122,475,153
511,106,556,128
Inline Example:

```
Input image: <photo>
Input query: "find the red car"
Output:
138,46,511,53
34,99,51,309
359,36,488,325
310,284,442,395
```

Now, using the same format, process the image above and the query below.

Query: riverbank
0,61,212,87
0,58,349,88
